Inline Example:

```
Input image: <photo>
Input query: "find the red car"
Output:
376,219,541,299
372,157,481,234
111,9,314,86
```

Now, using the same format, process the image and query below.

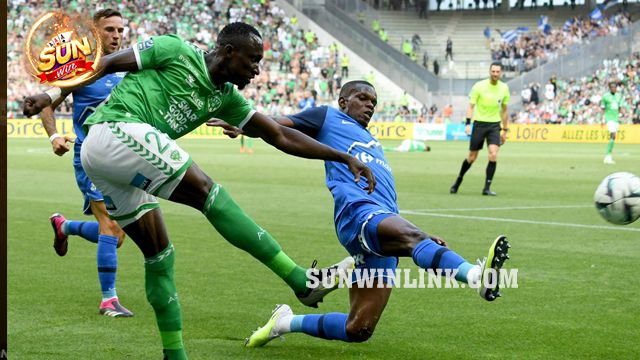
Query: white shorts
606,120,619,134
81,122,192,227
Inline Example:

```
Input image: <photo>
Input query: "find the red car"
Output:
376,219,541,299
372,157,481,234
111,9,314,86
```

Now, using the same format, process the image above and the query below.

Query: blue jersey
287,106,398,237
71,72,126,142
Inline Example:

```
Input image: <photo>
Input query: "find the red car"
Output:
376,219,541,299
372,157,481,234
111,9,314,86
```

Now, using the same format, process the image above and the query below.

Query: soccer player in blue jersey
39,9,132,317
214,81,511,347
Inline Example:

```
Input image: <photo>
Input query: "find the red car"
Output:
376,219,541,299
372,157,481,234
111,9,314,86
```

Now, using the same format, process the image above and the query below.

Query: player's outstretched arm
23,48,138,117
244,112,377,193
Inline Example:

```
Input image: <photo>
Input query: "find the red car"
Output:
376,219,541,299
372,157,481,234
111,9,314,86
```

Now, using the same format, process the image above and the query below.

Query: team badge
170,150,182,162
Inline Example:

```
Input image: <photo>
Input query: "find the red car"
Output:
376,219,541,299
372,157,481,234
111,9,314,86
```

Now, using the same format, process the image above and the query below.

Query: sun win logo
37,30,95,83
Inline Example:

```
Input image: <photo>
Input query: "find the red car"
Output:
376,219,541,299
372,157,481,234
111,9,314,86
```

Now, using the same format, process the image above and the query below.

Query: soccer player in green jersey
601,81,628,164
383,139,431,152
450,62,510,196
24,23,375,360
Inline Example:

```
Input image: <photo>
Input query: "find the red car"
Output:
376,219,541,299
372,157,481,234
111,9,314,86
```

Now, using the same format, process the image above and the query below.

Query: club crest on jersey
208,96,222,113
25,11,102,87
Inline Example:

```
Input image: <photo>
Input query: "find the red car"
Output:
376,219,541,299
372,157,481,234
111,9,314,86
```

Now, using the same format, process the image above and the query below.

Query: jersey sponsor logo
158,96,198,133
190,90,204,110
347,140,392,173
138,38,154,51
355,152,374,163
185,74,196,88
178,54,199,74
130,173,152,191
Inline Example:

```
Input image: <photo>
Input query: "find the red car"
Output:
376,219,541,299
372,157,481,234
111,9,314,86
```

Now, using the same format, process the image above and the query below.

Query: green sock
202,183,308,294
607,139,615,155
145,244,188,360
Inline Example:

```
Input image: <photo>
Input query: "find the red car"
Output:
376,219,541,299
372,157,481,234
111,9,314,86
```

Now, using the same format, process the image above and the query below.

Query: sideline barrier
8,119,640,143
7,118,227,139
504,124,640,144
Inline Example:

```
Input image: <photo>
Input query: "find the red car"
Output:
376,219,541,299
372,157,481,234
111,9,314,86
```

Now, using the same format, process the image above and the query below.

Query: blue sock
64,220,99,243
297,313,352,342
455,262,475,283
290,315,304,332
97,234,119,301
412,239,469,278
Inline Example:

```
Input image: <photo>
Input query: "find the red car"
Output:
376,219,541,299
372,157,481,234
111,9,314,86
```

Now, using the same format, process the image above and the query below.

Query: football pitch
7,138,640,359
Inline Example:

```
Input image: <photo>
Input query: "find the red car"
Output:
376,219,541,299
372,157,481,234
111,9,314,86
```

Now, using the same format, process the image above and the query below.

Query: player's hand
464,124,471,136
206,118,243,138
346,156,377,194
429,234,448,247
51,135,74,156
500,132,507,145
23,93,52,117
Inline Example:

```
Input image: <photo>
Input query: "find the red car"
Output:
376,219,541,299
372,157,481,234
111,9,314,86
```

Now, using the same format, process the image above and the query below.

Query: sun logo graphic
25,11,103,87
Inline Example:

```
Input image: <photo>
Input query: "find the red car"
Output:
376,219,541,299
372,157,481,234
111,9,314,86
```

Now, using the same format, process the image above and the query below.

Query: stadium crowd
492,10,633,73
514,53,640,125
7,0,430,122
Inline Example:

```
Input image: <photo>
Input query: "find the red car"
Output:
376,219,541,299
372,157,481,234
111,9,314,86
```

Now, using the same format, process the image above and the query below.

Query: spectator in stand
433,59,440,76
515,54,640,125
445,37,453,61
492,10,632,74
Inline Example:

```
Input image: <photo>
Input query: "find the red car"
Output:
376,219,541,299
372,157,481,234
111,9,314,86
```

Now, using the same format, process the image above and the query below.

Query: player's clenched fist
23,93,52,117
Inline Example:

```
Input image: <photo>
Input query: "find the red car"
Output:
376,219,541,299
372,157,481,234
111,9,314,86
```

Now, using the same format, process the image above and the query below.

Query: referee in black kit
450,62,510,196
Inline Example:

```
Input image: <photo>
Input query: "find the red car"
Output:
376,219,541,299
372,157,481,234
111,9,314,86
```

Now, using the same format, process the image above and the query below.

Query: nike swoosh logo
342,120,355,125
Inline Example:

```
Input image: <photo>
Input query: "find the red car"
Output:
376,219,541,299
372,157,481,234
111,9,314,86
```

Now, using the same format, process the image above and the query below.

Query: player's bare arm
23,48,138,117
242,112,377,193
40,94,75,156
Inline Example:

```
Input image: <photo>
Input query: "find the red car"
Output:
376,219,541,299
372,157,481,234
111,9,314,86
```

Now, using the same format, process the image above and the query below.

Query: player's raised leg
49,213,100,257
376,215,509,300
123,210,187,360
169,162,343,305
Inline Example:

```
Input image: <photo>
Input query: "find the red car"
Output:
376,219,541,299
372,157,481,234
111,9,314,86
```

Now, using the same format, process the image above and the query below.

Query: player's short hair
490,61,503,70
218,22,262,48
339,80,374,98
93,8,122,22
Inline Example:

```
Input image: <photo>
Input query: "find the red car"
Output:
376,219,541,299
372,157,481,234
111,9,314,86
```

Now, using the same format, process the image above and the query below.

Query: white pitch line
410,205,593,212
400,210,640,232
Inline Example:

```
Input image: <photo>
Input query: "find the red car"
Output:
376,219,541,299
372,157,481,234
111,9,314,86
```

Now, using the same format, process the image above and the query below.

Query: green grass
7,138,640,359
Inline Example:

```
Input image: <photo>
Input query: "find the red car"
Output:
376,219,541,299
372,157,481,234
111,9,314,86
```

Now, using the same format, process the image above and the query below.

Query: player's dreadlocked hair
93,8,122,22
339,80,374,98
217,22,262,48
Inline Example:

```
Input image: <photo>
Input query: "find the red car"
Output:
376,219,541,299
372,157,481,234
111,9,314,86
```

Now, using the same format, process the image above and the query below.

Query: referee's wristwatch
501,128,509,132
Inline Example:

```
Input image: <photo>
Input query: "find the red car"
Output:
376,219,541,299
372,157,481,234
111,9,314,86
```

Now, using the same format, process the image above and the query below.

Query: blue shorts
73,142,103,215
336,203,399,285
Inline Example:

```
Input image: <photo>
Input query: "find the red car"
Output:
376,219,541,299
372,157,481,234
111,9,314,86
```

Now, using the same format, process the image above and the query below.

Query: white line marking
411,205,593,212
400,210,640,232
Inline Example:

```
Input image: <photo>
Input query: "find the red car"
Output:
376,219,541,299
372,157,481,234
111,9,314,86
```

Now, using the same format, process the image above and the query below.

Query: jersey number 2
145,132,169,155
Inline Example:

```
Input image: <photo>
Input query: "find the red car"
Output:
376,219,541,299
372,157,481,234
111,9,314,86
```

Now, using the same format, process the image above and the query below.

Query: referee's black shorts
469,121,501,151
